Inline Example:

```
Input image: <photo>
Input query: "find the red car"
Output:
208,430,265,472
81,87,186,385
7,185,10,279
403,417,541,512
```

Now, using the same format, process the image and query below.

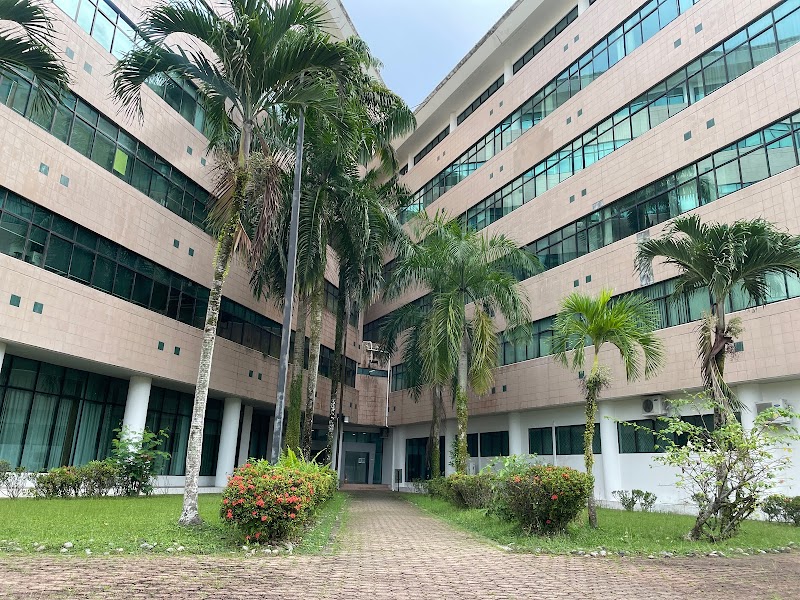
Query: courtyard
1,492,799,599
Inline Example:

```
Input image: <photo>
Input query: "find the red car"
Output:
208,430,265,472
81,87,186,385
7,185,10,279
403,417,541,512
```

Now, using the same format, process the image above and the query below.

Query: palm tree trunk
455,344,469,475
428,384,443,478
712,298,729,428
285,295,308,454
179,121,252,526
326,271,348,463
584,355,601,529
270,110,305,463
301,283,323,459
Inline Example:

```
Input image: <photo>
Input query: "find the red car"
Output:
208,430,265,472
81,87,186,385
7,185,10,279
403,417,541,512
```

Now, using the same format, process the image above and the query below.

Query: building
365,0,800,506
0,0,368,490
2,0,800,509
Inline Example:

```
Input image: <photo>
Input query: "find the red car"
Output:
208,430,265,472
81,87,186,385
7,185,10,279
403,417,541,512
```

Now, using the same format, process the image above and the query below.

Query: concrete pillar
407,153,414,172
122,376,152,438
503,60,513,83
578,0,590,15
738,383,762,431
0,341,7,372
508,412,525,456
449,112,457,132
215,397,242,487
598,401,621,502
237,405,253,466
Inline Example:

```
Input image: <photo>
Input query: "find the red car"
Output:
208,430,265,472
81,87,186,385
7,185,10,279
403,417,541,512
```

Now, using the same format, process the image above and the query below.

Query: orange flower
551,494,558,500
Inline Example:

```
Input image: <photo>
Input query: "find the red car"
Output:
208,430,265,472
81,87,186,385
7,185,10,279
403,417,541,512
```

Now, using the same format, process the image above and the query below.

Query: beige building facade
366,0,800,505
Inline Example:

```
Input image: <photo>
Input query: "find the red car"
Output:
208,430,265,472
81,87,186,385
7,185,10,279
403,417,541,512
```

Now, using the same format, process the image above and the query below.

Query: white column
578,0,590,15
237,405,253,466
738,383,762,431
598,401,621,502
0,342,6,371
215,397,242,487
407,153,414,172
449,112,457,132
503,60,513,82
508,412,525,456
122,376,152,439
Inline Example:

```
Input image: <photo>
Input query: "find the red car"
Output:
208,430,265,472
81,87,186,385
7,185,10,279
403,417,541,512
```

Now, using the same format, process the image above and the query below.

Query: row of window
617,415,716,453
413,126,450,165
51,0,209,135
513,6,580,75
526,112,800,273
399,0,701,222
0,188,357,386
456,75,504,126
376,101,800,354
0,69,210,229
461,1,800,232
380,106,800,371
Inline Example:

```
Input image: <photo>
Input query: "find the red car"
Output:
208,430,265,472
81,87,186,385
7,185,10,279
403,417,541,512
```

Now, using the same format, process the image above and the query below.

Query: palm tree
635,215,800,424
323,176,410,462
386,213,540,474
383,302,445,478
111,0,359,526
0,0,69,112
552,289,664,528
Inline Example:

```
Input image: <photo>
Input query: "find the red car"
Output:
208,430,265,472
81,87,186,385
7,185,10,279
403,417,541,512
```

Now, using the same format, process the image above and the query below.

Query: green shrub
110,427,169,497
221,450,337,542
613,489,658,512
502,465,593,534
79,460,118,497
34,467,82,498
762,494,800,525
486,455,539,518
447,473,495,509
427,477,452,501
0,460,28,499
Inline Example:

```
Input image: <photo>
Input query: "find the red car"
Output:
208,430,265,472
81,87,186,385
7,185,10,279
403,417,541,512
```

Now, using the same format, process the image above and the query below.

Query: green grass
408,495,800,556
0,492,349,556
295,492,349,555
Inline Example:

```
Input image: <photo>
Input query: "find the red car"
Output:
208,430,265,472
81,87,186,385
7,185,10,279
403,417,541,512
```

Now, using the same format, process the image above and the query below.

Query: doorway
343,451,370,484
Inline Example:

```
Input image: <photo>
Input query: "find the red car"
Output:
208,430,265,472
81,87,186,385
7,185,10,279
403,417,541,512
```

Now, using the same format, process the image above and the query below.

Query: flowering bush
220,450,337,542
33,466,82,498
502,465,593,534
446,473,495,509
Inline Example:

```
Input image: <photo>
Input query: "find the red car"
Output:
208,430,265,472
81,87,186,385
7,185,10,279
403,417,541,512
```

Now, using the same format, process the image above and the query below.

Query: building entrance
343,451,370,484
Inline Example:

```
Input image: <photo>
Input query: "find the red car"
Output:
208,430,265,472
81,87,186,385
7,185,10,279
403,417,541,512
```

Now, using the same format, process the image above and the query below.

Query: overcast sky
343,0,517,109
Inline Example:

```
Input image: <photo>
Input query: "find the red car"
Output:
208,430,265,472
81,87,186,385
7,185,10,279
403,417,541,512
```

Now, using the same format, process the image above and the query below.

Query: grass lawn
408,495,800,556
0,492,349,556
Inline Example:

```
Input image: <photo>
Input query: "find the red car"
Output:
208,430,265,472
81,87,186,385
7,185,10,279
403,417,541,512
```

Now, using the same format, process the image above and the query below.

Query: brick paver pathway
1,491,799,599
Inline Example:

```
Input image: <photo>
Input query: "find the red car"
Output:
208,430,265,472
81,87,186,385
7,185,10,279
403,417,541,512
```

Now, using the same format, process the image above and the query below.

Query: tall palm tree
383,301,445,478
386,213,540,474
324,176,409,462
111,0,359,526
552,289,664,528
0,0,69,112
635,216,800,424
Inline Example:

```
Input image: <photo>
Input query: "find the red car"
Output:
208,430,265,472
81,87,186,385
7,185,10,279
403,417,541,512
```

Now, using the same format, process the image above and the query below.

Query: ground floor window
405,437,427,482
528,426,554,455
146,387,222,476
0,354,127,470
555,424,601,455
618,414,718,453
479,431,509,457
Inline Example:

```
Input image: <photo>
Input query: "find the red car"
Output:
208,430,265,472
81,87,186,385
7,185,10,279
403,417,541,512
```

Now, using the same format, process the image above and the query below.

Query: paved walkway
1,492,800,599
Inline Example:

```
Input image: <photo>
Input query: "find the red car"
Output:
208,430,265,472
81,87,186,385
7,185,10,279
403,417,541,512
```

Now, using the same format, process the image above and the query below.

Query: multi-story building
364,0,800,506
2,0,800,509
0,0,368,490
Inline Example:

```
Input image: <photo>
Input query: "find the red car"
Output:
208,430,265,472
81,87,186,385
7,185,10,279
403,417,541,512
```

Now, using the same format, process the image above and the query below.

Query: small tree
110,427,170,497
552,289,664,527
651,394,799,541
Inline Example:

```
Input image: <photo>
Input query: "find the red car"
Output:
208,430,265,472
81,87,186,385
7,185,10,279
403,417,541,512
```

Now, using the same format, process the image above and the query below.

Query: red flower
289,513,296,519
546,519,551,524
551,494,558,500
261,515,268,522
255,532,260,539
562,473,569,479
223,498,229,505
226,510,233,519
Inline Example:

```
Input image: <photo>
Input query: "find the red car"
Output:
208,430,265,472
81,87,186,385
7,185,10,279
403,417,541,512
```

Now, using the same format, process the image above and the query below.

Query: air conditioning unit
756,399,792,425
642,395,669,417
380,427,390,439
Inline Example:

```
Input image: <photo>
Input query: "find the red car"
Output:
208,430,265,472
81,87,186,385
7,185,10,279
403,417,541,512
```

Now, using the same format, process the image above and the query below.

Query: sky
342,0,517,109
